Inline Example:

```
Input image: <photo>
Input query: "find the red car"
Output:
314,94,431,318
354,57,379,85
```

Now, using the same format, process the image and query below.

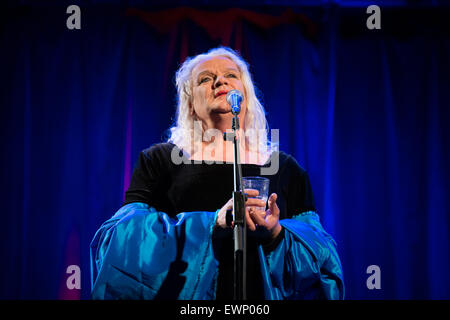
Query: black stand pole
224,113,247,301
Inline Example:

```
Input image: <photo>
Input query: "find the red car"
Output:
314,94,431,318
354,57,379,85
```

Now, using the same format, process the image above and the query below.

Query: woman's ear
189,100,195,116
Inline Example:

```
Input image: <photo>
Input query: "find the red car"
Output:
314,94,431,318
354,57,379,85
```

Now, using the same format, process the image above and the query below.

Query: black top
123,142,316,300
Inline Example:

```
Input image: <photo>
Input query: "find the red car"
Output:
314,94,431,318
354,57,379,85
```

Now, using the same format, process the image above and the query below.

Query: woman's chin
211,106,232,114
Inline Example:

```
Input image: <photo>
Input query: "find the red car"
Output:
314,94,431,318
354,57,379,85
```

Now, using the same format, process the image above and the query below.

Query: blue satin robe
90,203,344,300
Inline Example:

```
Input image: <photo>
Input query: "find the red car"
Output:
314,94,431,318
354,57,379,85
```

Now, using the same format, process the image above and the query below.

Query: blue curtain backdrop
1,1,449,299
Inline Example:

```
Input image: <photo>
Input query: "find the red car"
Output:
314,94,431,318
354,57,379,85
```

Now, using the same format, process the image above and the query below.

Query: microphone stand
223,111,247,300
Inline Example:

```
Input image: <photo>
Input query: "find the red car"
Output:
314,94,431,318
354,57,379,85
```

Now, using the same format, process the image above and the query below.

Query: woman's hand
217,189,282,239
249,193,282,239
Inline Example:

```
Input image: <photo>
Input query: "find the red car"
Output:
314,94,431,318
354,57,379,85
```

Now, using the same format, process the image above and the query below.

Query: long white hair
167,47,277,159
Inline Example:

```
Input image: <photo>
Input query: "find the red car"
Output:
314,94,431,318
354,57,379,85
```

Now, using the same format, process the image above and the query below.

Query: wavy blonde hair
167,47,277,159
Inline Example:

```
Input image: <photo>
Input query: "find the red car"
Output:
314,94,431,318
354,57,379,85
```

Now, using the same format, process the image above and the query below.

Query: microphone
226,89,243,115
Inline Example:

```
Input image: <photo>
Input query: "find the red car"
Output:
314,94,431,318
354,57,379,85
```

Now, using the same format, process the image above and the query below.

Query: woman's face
190,56,246,128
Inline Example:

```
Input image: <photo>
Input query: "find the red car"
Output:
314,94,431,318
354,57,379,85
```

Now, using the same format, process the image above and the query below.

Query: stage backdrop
1,1,449,299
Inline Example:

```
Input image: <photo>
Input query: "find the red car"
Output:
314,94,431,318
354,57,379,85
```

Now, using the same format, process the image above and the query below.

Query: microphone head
226,90,243,114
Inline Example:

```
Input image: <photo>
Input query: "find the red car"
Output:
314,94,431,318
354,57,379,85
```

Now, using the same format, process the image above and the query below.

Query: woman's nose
214,75,227,88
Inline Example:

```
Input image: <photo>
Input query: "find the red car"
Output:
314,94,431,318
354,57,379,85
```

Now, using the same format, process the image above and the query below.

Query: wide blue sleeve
258,211,345,300
90,202,219,300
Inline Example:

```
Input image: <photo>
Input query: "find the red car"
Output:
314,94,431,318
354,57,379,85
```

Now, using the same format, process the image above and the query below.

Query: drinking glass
242,176,270,211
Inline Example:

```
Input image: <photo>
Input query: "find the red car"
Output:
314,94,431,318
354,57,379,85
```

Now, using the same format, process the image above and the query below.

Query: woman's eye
199,77,210,84
226,73,237,78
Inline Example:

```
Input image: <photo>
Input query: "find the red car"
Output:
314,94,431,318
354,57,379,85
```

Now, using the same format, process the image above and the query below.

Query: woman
90,47,344,300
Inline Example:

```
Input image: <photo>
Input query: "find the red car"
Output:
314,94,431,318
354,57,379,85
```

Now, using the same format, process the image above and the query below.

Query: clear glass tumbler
242,176,270,211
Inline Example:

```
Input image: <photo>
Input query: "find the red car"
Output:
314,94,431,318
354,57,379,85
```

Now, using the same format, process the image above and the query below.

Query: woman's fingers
245,198,266,208
220,189,267,231
225,198,234,210
243,188,259,198
249,208,267,227
216,198,234,228
246,208,256,231
267,193,279,217
266,193,282,238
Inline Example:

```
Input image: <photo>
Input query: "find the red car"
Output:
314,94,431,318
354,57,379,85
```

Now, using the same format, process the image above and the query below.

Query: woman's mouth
215,90,228,98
